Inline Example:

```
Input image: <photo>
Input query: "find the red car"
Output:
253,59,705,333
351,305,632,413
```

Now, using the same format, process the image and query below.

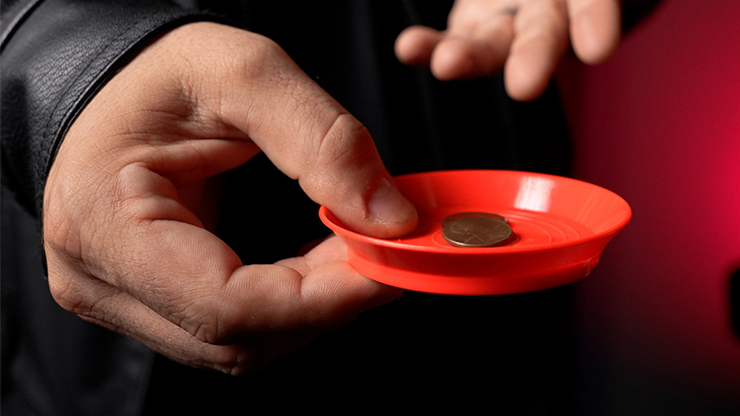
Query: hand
43,22,416,375
395,0,621,101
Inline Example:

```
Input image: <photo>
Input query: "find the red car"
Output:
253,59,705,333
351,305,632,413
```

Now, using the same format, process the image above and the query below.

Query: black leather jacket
1,1,659,415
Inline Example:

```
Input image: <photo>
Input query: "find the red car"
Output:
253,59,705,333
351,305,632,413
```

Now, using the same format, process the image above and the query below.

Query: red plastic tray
320,170,631,295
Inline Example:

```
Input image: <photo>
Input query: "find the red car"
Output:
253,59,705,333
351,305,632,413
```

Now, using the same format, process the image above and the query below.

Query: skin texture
43,0,622,375
395,0,620,100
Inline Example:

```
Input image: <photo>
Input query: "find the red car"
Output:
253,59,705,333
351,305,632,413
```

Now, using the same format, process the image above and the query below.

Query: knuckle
227,33,289,82
448,0,480,25
43,190,78,255
43,214,73,257
251,36,290,72
48,273,82,313
312,113,373,173
43,165,107,262
191,319,223,345
177,297,233,346
297,113,377,198
46,261,118,323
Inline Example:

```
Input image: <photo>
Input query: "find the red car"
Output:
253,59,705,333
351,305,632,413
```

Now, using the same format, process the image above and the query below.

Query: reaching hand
395,0,621,100
43,22,416,375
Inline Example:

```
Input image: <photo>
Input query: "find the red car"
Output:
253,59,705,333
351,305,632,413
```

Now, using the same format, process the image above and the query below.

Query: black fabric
2,184,156,416
1,1,222,415
730,267,740,339
148,2,577,415
0,0,223,218
2,1,582,415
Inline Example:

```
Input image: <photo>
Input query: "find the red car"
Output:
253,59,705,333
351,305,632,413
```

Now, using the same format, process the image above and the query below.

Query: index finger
204,28,418,239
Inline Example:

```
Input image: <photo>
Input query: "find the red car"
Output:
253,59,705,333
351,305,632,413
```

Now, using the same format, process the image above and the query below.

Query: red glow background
561,0,740,412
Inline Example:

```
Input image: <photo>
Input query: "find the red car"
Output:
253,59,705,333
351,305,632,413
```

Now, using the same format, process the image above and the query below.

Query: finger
183,24,418,239
276,236,404,306
567,0,621,64
428,0,517,80
430,15,516,80
46,120,396,362
276,234,348,276
228,245,402,338
394,25,445,67
48,221,398,374
46,249,288,375
504,0,571,101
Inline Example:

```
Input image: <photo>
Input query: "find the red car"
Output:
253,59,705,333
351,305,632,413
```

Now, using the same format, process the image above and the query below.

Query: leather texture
0,1,221,415
1,0,219,218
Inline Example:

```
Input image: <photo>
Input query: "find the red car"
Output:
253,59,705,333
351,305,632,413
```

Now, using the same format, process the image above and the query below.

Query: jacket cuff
1,0,225,218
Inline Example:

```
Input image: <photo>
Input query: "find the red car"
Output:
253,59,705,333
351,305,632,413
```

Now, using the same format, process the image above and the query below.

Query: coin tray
319,170,631,295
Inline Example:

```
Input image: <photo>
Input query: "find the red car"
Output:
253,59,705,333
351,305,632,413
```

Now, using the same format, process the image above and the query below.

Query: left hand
42,23,412,375
395,0,621,101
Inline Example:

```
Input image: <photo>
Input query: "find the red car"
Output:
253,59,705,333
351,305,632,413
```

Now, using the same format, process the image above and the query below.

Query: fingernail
367,178,416,224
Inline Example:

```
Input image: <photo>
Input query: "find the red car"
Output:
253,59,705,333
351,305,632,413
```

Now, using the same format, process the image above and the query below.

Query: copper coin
441,211,508,226
442,216,513,248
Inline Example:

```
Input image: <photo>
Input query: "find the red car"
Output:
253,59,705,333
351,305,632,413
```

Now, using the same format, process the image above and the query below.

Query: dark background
558,0,740,413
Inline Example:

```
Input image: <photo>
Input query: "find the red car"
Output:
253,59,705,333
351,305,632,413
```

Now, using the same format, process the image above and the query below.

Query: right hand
43,22,417,375
395,0,622,101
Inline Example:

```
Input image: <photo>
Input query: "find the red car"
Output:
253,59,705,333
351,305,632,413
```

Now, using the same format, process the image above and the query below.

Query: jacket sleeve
1,0,225,218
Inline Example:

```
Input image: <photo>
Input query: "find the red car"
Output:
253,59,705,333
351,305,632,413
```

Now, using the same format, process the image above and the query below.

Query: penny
442,216,514,248
441,211,508,226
